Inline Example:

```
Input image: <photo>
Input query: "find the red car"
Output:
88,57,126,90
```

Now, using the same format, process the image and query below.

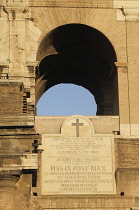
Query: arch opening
36,84,97,116
36,23,118,115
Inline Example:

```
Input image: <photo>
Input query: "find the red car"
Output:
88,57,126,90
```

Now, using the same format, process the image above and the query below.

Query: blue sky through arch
36,84,97,116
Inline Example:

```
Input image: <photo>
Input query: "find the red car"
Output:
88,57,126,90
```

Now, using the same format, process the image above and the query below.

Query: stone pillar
0,176,19,210
116,62,130,135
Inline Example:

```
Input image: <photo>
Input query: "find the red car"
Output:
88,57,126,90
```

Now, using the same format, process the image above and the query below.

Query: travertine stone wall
127,22,139,135
35,116,119,134
0,0,139,134
29,0,113,7
33,7,127,63
0,1,139,209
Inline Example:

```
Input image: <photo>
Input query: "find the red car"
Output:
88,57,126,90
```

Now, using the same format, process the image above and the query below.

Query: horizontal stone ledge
0,115,34,127
39,208,134,210
1,0,113,8
35,195,135,208
0,154,38,169
0,153,37,155
0,167,38,171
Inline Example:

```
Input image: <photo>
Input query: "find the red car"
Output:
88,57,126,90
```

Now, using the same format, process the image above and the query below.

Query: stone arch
36,23,118,115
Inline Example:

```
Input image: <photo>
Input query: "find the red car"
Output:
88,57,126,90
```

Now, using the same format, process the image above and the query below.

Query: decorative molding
114,0,139,21
124,8,139,21
115,62,128,67
1,0,30,20
115,62,128,73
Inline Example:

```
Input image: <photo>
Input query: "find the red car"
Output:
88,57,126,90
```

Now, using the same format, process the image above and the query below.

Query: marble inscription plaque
41,135,115,195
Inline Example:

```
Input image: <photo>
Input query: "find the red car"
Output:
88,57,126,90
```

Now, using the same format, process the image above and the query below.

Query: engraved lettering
41,135,115,195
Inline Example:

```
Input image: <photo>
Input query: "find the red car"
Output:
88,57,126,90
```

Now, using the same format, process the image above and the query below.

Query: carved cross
72,119,83,137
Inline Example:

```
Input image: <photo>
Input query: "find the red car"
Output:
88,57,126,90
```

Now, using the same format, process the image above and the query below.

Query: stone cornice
113,0,139,8
114,0,139,21
1,0,139,21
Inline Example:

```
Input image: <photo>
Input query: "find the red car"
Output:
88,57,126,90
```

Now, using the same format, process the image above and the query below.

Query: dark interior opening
36,23,118,115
